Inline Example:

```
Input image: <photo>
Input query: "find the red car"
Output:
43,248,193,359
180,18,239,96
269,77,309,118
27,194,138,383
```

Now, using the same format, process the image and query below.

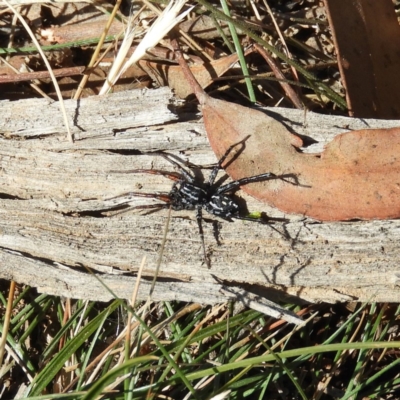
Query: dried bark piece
3,90,400,306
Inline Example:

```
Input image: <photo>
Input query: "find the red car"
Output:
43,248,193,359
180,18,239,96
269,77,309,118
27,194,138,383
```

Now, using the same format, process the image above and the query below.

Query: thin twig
0,65,85,83
254,43,303,109
74,0,125,99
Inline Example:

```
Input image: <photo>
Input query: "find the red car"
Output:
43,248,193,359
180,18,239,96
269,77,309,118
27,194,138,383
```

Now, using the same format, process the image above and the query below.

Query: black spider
108,143,278,267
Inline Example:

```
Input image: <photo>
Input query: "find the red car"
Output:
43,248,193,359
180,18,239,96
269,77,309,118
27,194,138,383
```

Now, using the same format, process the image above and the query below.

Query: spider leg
110,169,182,182
196,206,211,268
106,191,171,204
208,138,249,186
105,203,168,216
147,153,196,183
216,172,276,195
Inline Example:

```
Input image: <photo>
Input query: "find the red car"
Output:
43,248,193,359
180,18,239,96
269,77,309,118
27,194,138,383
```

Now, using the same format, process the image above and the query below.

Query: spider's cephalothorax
109,144,277,267
169,180,240,219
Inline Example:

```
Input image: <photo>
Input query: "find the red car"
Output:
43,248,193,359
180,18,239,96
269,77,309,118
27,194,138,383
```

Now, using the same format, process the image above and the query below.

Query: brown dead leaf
174,40,400,221
202,97,400,221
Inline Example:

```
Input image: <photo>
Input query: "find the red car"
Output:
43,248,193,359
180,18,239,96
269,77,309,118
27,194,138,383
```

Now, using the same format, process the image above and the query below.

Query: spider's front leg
207,137,250,186
215,172,277,195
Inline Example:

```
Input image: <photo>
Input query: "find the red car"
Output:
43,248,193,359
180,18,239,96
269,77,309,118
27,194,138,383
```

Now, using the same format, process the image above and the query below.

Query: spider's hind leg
104,203,168,217
106,191,171,204
195,206,211,268
111,168,182,182
104,192,171,217
147,153,196,184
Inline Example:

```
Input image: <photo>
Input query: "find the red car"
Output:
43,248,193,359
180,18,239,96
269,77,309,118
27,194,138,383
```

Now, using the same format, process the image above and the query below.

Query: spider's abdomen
169,181,207,210
205,194,240,218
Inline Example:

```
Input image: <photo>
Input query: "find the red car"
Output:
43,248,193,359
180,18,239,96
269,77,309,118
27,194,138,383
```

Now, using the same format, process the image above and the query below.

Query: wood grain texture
1,87,400,306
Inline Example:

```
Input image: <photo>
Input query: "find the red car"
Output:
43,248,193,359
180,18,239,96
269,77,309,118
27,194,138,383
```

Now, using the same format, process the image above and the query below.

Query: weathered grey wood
1,88,400,309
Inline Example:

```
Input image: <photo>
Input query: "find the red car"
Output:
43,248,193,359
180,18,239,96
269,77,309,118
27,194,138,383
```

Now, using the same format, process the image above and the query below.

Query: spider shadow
156,135,253,187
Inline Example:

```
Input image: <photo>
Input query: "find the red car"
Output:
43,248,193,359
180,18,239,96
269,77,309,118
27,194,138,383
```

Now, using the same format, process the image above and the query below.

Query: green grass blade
195,0,347,109
29,300,122,396
219,0,256,102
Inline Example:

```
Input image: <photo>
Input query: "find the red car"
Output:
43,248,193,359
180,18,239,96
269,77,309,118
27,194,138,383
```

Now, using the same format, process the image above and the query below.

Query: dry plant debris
0,0,343,108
